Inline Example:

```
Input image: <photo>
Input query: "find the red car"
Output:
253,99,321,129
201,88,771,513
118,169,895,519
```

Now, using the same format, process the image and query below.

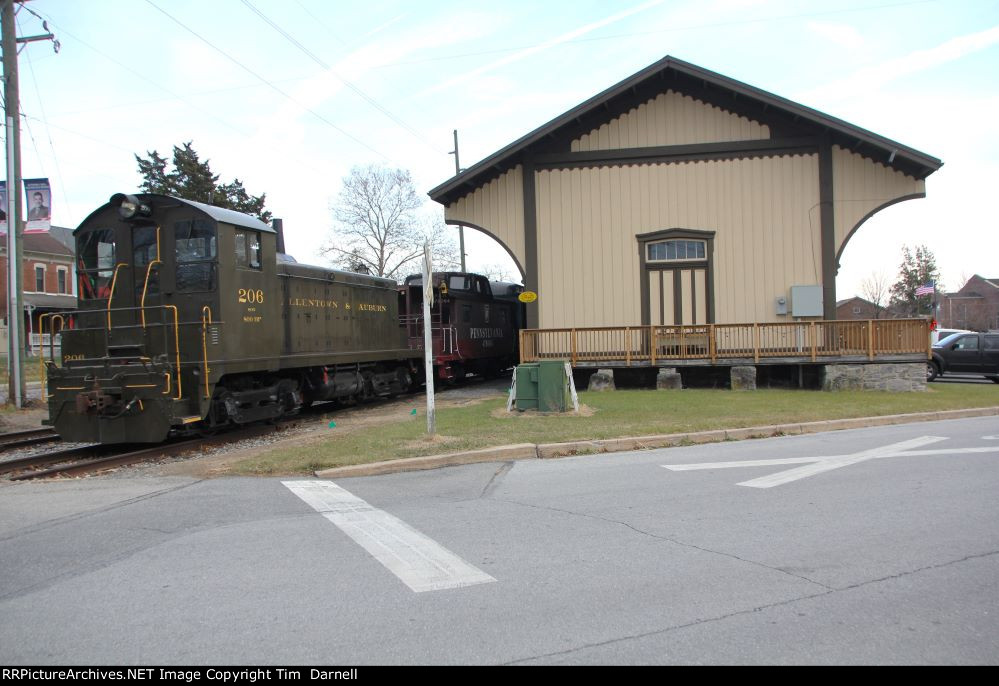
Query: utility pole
2,0,57,407
3,0,25,407
449,129,465,272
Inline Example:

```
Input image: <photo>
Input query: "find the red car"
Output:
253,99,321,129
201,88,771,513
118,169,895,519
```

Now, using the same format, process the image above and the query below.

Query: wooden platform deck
520,319,930,367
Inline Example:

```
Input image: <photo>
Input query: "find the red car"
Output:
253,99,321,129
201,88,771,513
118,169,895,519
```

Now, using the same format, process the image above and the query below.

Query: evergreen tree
135,142,271,222
889,244,941,317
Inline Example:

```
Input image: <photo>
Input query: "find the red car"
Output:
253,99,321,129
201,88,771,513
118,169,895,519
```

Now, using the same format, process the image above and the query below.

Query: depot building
429,56,942,330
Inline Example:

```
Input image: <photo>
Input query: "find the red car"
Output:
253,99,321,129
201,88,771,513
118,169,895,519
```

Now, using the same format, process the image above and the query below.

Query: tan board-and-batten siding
444,165,526,275
535,155,820,328
832,145,925,258
571,90,770,151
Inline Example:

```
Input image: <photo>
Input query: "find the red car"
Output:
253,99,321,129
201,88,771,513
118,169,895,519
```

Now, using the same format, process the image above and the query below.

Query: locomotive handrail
38,313,50,391
53,304,184,400
140,227,162,329
201,306,213,399
106,263,129,330
140,261,162,328
164,305,182,400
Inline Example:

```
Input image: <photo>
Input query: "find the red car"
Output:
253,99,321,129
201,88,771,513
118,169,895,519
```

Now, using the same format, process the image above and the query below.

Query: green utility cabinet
515,360,570,412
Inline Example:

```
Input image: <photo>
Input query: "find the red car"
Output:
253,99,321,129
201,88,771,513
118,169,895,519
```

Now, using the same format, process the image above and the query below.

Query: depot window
647,239,706,262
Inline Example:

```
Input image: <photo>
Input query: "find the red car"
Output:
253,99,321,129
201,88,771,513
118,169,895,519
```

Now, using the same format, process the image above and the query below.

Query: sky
7,0,999,299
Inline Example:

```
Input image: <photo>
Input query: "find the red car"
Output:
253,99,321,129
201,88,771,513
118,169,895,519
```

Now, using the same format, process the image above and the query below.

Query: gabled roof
430,56,943,205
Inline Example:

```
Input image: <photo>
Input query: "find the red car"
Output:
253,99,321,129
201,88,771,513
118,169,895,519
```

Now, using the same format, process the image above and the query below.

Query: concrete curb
315,443,538,478
312,406,999,478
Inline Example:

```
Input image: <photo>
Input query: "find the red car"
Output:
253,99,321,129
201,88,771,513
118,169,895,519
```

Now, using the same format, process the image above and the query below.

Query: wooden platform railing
519,319,930,365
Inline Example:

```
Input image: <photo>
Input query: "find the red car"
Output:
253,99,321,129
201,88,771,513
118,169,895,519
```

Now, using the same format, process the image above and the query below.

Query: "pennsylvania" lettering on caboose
469,327,504,339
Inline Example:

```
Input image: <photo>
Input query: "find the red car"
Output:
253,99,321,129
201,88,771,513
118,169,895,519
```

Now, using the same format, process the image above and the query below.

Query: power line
31,13,256,138
143,0,392,162
239,0,444,156
16,14,73,221
27,8,346,179
364,0,947,71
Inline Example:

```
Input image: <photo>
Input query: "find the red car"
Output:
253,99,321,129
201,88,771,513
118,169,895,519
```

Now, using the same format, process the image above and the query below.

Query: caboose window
174,219,217,292
235,229,261,269
77,228,117,300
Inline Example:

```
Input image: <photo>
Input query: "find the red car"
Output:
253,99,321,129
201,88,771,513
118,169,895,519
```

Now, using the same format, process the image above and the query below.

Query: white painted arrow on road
663,436,999,488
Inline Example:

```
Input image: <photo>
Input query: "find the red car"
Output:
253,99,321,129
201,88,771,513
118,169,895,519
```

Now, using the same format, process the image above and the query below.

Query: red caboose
399,272,524,381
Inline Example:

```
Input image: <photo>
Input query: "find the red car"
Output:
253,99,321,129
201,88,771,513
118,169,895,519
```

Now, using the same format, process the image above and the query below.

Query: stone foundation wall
821,363,926,392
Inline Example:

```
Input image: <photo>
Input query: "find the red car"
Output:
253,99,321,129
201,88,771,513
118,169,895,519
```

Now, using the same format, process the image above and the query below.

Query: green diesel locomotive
42,193,419,443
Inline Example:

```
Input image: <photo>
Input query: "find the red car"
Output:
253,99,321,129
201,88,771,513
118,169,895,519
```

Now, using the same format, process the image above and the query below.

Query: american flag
915,281,935,296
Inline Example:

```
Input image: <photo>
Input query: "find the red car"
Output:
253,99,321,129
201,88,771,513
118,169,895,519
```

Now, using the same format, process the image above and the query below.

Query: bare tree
323,165,457,280
861,271,890,319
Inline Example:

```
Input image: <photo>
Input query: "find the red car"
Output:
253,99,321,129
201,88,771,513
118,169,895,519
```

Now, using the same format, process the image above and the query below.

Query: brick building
1,228,77,352
939,275,999,331
835,296,883,320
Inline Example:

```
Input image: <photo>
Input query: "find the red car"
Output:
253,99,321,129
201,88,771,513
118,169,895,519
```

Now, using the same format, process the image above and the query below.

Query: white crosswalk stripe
283,480,496,592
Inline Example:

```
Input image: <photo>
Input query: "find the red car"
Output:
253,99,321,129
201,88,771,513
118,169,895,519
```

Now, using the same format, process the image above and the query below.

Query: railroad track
0,428,61,452
0,424,280,480
0,375,506,480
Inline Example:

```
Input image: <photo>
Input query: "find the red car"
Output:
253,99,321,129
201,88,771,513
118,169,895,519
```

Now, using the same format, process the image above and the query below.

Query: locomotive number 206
238,288,265,304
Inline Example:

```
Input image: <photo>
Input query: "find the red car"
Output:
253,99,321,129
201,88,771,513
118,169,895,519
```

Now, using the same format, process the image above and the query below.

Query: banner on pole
0,181,7,233
23,177,51,232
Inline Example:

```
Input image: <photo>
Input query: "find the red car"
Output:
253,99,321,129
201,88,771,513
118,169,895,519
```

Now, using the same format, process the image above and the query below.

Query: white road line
662,436,999,488
737,436,946,489
283,480,496,593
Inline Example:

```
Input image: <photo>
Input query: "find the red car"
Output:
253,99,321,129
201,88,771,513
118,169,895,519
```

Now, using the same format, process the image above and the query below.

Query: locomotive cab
44,193,276,443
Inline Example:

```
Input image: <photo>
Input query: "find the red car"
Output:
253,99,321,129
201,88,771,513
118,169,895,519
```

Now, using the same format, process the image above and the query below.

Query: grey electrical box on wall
775,296,788,315
790,285,823,317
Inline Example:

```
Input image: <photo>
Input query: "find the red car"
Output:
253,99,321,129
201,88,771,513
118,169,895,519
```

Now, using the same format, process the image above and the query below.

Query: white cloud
800,24,999,104
417,0,667,97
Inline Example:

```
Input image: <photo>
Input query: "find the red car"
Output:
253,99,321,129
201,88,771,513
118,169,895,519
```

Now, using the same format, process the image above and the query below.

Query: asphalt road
0,416,997,665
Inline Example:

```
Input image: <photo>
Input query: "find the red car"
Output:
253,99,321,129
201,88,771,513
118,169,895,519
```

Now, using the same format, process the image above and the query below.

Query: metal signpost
422,242,435,435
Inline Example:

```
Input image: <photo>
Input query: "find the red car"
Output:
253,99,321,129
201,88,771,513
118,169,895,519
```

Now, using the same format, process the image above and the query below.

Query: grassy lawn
233,384,999,475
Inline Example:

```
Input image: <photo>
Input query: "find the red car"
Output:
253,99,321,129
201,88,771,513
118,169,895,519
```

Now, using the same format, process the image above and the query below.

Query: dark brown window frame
637,228,715,326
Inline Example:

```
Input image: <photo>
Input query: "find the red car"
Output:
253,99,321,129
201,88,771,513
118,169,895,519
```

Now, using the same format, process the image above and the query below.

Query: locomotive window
462,304,471,323
235,230,261,269
132,225,159,268
175,219,217,292
483,304,490,324
449,276,470,291
175,220,217,261
77,228,117,300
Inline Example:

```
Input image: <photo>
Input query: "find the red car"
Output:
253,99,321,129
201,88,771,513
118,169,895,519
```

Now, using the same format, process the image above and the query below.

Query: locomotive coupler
75,389,119,415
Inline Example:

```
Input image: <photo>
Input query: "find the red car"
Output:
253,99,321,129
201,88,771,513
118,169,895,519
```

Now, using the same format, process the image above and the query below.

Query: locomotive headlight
110,193,151,220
